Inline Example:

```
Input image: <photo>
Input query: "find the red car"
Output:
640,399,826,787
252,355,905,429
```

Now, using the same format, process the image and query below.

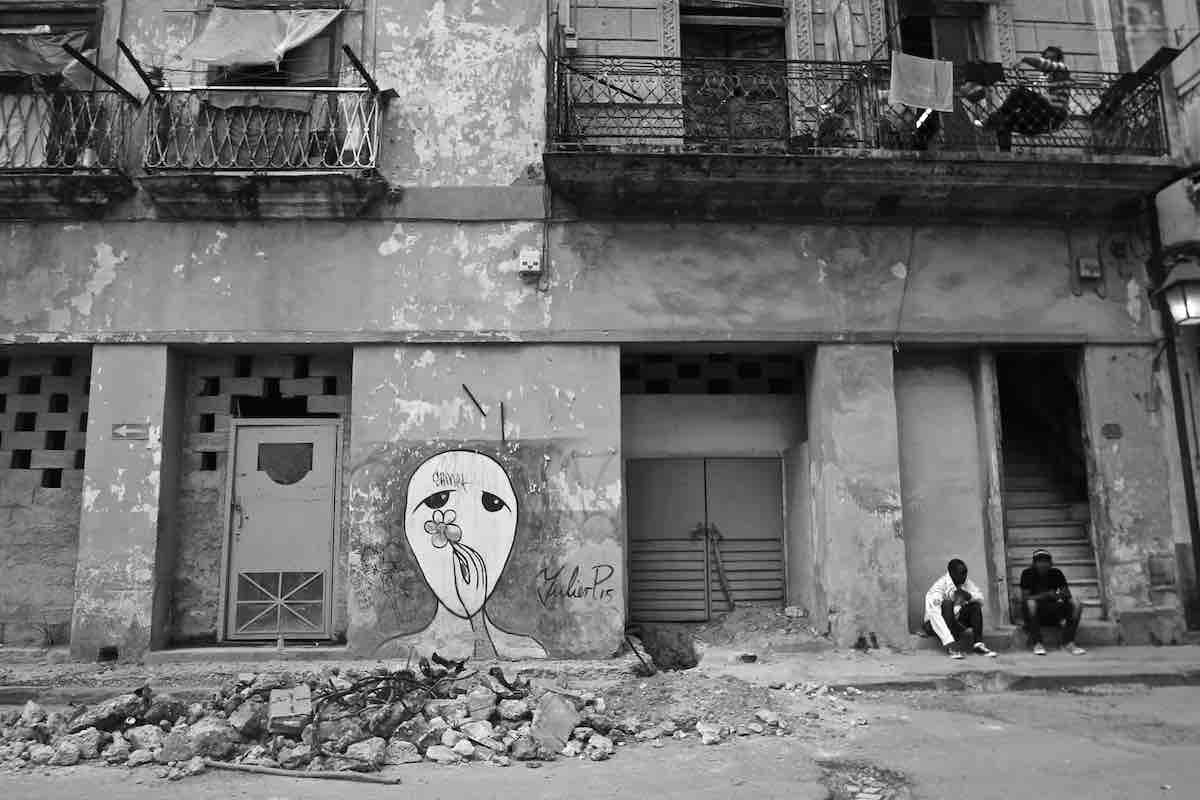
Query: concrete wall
1014,0,1106,71
621,395,805,459
894,350,990,632
1080,345,1188,643
346,344,623,659
0,222,1156,345
807,344,907,647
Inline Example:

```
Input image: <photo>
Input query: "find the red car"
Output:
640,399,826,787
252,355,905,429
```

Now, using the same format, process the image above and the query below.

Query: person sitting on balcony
924,558,998,660
980,45,1071,152
1020,549,1087,656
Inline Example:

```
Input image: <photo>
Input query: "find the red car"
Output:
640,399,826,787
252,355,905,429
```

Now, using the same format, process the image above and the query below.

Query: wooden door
226,422,337,640
681,25,789,146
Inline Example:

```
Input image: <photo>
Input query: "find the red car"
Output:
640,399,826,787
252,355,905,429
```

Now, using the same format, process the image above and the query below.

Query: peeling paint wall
1080,346,1187,641
347,344,623,659
806,345,907,647
0,221,1157,343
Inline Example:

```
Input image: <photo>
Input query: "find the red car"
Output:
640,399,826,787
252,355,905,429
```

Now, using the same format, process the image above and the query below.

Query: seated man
1020,549,1086,656
924,558,998,659
980,45,1071,152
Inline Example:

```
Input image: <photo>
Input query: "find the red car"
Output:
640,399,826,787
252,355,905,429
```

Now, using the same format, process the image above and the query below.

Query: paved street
4,684,1199,799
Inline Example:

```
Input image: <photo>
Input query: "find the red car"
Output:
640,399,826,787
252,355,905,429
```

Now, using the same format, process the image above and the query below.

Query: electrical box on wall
1076,256,1102,281
519,247,543,281
562,25,578,50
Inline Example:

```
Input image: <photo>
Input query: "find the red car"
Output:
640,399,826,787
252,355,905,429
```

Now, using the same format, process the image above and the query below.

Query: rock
735,725,751,736
635,725,664,741
185,704,207,725
424,745,462,764
228,698,267,738
187,717,238,759
452,739,476,759
572,726,594,742
748,723,765,734
127,748,155,767
28,743,54,764
465,687,498,720
586,734,615,760
424,699,468,725
8,725,39,742
156,732,194,764
68,693,149,734
580,711,614,734
560,739,583,757
637,624,698,670
18,701,46,726
498,699,530,722
696,722,722,745
344,737,387,771
441,728,464,747
66,727,107,760
661,720,678,735
530,693,581,753
384,739,422,765
125,724,164,752
460,720,495,743
49,740,81,766
754,709,780,726
181,756,206,778
277,743,313,769
240,744,276,766
364,702,412,739
313,717,368,752
143,694,187,727
102,733,131,764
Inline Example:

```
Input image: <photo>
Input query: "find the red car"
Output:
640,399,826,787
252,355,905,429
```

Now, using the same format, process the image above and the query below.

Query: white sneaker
1033,643,1047,655
973,642,998,658
1064,643,1086,655
947,647,965,660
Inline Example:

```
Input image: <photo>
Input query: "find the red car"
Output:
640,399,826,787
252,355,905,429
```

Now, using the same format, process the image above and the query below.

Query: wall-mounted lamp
1157,255,1200,326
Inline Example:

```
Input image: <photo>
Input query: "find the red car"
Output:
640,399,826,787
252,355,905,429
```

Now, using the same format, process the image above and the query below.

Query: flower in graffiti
423,509,462,549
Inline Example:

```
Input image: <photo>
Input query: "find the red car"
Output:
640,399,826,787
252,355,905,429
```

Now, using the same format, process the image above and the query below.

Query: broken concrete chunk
754,708,780,726
267,685,312,736
65,727,108,760
49,739,81,766
465,686,498,720
102,732,131,764
344,736,387,770
28,743,54,764
460,720,495,743
424,744,462,764
384,739,422,765
127,748,155,767
155,731,194,764
277,743,313,769
529,693,581,753
187,717,238,759
452,738,476,759
498,699,530,721
18,701,46,727
68,693,150,734
696,722,722,745
228,698,267,738
142,694,187,726
125,724,164,752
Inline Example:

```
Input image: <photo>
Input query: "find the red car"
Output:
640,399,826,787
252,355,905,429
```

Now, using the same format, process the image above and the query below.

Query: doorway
627,457,785,622
680,6,788,146
223,420,339,640
995,351,1101,620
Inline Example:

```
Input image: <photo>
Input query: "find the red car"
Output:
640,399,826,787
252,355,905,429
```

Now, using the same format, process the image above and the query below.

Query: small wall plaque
1102,423,1123,440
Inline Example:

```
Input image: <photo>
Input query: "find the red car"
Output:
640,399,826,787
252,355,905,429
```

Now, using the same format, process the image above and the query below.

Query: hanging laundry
888,51,954,113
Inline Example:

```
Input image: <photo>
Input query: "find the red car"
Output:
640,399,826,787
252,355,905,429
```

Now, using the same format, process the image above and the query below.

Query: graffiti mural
372,449,548,659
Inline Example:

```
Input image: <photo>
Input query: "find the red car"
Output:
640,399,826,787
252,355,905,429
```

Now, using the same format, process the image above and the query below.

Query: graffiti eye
481,492,508,513
420,491,452,510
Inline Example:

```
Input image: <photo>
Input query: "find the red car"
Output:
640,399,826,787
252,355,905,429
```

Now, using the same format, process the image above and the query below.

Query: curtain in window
172,8,341,68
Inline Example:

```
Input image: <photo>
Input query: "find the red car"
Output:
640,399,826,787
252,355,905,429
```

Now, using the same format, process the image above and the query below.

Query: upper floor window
0,6,100,91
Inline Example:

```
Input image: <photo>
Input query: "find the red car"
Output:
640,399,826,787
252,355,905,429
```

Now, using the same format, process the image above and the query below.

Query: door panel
627,459,709,621
704,459,785,612
228,424,337,639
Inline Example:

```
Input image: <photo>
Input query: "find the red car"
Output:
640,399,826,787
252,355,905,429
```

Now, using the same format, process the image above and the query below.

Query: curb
831,668,1200,693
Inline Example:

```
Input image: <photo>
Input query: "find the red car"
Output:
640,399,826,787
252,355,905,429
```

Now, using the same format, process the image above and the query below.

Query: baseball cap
1032,548,1053,562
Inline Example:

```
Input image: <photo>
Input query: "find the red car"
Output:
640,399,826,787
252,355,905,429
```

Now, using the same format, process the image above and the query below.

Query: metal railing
0,90,132,170
552,56,1169,158
144,87,380,171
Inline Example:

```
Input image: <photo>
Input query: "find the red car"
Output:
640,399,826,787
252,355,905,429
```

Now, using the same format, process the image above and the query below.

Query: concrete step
911,627,1016,653
1005,521,1090,543
1003,475,1062,490
1005,489,1071,505
1009,619,1120,649
1007,542,1096,562
1005,503,1090,524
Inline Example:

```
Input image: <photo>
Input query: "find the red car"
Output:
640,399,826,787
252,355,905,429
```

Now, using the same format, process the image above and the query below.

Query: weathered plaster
375,0,546,187
70,345,172,659
0,221,1158,344
807,345,907,647
347,344,623,659
1080,346,1187,639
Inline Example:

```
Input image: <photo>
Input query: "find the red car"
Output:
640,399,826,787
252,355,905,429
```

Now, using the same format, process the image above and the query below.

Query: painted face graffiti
404,450,518,619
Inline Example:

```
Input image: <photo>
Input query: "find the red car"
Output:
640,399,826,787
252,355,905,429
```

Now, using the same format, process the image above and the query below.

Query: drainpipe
1147,200,1200,623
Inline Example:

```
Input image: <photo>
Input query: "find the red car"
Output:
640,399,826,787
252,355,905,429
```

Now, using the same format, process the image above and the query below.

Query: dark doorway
996,351,1101,621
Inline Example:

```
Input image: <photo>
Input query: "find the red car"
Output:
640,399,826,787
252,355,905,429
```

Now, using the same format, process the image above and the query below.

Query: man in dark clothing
980,45,1072,152
1020,548,1086,655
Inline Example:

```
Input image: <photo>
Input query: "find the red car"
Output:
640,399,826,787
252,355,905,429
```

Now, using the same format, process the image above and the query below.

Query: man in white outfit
924,558,998,660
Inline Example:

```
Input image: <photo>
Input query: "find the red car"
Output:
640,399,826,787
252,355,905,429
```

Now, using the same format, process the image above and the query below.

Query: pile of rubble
0,658,793,779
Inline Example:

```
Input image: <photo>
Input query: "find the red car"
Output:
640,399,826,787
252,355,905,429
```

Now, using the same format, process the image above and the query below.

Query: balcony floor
544,148,1181,222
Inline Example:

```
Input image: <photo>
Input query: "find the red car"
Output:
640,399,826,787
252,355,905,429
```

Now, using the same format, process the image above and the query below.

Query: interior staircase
1002,442,1104,624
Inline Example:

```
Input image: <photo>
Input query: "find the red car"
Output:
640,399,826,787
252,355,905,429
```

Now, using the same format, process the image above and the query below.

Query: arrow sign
111,422,150,440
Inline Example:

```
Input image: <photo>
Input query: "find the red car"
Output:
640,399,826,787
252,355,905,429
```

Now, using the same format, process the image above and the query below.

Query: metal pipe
116,39,158,94
341,44,378,94
60,43,141,107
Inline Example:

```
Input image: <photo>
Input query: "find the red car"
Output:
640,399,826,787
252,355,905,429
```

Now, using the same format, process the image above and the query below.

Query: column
70,345,182,659
807,344,908,647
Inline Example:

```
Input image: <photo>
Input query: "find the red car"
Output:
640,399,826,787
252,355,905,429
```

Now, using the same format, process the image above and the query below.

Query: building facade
0,0,1195,659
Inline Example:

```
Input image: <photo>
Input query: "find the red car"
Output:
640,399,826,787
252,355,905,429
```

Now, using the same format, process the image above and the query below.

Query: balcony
0,89,135,218
137,86,388,219
545,56,1179,221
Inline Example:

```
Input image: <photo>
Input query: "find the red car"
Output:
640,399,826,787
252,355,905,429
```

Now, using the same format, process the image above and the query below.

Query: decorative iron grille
144,87,380,171
0,90,132,170
552,56,1169,158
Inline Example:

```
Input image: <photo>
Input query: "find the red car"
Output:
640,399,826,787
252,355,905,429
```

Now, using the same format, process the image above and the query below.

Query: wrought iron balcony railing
552,56,1169,158
0,90,132,170
144,87,380,171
